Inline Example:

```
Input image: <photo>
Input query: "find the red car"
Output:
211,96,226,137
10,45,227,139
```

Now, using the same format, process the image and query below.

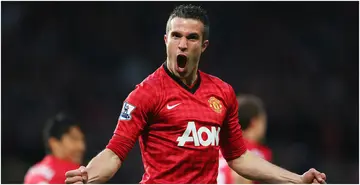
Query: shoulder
127,67,165,99
124,66,165,113
200,71,236,103
25,163,55,182
135,66,165,93
201,71,234,92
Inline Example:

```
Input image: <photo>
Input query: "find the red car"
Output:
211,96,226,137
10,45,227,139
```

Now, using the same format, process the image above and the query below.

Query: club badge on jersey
119,102,136,121
208,96,223,114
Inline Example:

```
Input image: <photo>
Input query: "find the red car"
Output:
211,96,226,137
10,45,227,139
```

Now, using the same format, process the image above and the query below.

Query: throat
181,73,198,87
163,62,201,94
166,60,198,86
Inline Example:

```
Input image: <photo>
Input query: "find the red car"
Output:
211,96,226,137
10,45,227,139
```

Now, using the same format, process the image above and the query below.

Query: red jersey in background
24,155,80,184
218,139,272,184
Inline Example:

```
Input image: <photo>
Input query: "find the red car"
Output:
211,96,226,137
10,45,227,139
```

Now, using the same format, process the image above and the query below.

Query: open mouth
177,54,188,69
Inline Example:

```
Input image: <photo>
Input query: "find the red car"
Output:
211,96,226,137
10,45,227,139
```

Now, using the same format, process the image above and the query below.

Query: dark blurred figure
24,113,86,184
218,94,272,184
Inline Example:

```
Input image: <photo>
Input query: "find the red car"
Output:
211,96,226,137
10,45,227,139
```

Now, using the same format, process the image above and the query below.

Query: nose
178,37,188,51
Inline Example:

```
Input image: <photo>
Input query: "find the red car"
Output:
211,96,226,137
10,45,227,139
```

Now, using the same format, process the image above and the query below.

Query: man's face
58,126,85,164
164,17,209,79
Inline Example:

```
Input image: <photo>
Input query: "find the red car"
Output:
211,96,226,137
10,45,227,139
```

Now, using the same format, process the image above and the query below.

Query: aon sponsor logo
177,121,221,147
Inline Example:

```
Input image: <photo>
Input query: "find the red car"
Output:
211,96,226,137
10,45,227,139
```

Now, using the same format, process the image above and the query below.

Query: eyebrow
171,31,182,36
171,31,200,38
187,33,200,39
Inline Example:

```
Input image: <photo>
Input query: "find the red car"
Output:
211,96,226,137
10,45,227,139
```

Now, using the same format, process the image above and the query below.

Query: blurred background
1,1,359,184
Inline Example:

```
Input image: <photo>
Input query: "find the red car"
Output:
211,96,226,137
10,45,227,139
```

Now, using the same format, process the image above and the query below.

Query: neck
243,130,259,143
166,59,198,86
183,72,198,87
51,149,66,161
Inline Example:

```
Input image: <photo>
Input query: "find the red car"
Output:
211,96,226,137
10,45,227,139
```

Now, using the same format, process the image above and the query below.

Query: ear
164,34,168,45
48,137,59,151
201,40,209,53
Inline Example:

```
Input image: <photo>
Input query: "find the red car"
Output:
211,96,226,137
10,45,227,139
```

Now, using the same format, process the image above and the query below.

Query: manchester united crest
208,96,223,113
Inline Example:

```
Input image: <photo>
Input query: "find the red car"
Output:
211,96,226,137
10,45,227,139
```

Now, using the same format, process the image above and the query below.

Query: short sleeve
106,82,157,161
219,84,247,161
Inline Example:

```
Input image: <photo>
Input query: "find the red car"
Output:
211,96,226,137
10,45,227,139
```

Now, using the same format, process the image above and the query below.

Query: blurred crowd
2,2,358,183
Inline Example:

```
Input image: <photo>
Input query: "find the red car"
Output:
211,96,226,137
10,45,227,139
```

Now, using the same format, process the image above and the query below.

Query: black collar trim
162,63,201,94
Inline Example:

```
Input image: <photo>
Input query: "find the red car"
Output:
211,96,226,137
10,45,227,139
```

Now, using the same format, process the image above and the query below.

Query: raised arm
65,148,121,184
220,85,326,184
65,82,157,184
228,150,326,183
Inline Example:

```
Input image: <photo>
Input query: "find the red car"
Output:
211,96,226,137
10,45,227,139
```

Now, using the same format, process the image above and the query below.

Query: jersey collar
162,63,201,94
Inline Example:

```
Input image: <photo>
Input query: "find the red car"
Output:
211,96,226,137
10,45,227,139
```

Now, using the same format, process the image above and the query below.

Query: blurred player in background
24,113,86,184
65,4,326,184
218,95,272,184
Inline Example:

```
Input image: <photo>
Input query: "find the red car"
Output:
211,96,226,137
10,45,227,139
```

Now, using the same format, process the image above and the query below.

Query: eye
187,34,199,41
172,32,182,39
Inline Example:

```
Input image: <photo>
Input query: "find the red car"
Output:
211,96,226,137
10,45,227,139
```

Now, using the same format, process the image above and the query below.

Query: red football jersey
106,63,246,184
217,151,233,184
244,139,272,161
217,139,272,184
24,155,80,184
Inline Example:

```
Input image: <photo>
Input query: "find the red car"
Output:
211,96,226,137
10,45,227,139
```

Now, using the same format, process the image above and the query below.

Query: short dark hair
43,113,81,154
166,4,210,41
237,95,266,130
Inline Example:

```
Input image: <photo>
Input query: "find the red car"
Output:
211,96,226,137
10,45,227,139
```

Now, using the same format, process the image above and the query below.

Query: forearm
86,148,122,184
228,150,302,184
231,169,252,184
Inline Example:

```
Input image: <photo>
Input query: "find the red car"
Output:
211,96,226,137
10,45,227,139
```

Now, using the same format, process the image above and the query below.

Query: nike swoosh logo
167,103,181,110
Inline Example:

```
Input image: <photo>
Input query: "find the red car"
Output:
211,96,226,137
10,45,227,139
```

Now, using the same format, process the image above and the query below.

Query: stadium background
1,1,359,184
